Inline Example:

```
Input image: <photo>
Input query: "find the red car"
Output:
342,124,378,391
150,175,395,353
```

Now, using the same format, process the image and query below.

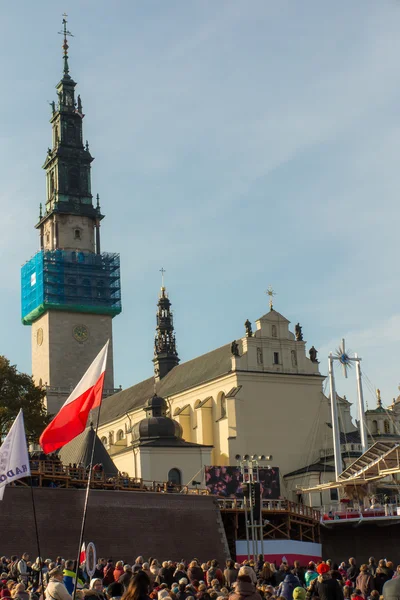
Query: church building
21,17,121,415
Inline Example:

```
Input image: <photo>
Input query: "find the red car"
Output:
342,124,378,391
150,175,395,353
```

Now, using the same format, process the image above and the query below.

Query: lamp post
235,453,272,561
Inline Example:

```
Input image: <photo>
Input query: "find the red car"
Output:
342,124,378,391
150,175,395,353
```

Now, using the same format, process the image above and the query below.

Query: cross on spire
58,13,74,76
266,285,276,310
160,267,166,289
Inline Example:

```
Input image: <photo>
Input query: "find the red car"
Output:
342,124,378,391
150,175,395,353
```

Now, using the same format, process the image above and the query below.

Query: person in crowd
103,562,115,588
119,566,133,591
93,560,106,581
159,564,174,589
369,591,380,600
386,564,395,581
122,571,151,600
292,562,305,586
188,564,203,586
259,564,276,587
206,563,223,589
45,567,72,600
223,562,237,590
196,584,210,600
63,561,77,595
375,562,391,595
293,588,306,600
81,579,107,600
107,582,124,600
368,560,377,578
351,590,364,600
276,570,300,600
382,574,400,600
314,563,344,600
17,556,29,586
114,564,125,583
174,566,187,585
11,582,29,600
347,560,359,586
228,573,261,600
343,586,352,599
356,565,374,599
149,562,160,584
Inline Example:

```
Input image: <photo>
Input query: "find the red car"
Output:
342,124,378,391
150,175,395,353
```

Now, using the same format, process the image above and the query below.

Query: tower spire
153,274,179,381
58,13,74,78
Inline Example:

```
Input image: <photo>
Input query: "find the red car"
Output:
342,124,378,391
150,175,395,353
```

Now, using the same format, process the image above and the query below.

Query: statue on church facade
231,340,240,357
309,346,319,363
295,323,303,341
244,319,253,337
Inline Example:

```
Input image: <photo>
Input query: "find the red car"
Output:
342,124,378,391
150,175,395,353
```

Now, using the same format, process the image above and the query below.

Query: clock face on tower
73,324,89,343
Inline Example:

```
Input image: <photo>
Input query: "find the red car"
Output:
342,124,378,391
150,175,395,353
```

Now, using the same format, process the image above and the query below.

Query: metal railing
217,497,320,521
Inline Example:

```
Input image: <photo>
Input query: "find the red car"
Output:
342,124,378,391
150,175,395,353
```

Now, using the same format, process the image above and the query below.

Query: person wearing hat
355,565,374,599
45,567,72,600
314,563,343,600
276,569,301,600
228,571,261,600
293,588,306,600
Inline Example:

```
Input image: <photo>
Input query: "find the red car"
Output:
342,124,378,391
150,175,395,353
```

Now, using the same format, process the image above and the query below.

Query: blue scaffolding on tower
21,249,122,325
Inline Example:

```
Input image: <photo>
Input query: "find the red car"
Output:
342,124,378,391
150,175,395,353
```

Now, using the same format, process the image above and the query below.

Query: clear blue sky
1,1,400,418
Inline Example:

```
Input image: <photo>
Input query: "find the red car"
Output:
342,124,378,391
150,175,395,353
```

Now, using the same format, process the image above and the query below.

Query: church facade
21,18,121,415
96,286,339,498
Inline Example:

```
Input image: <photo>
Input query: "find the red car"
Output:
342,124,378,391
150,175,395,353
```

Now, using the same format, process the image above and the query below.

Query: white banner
0,410,31,500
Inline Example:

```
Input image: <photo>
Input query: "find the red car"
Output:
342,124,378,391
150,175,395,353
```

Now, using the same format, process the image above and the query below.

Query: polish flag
39,341,109,454
80,542,86,565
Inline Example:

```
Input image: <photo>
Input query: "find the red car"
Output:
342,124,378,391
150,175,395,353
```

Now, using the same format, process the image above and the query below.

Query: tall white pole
355,355,368,454
329,353,342,480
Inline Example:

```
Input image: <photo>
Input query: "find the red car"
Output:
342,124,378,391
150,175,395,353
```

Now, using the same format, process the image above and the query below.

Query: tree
0,356,49,443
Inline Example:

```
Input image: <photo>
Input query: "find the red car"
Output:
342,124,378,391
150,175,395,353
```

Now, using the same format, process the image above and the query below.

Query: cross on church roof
160,267,166,289
266,285,276,310
58,13,74,76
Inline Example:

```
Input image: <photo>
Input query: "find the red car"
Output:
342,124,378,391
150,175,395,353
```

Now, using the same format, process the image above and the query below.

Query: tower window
330,488,339,501
74,229,81,240
273,352,280,365
384,420,390,434
68,167,80,191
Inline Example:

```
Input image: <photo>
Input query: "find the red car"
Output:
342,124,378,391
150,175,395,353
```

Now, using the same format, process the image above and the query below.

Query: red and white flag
79,542,86,565
39,341,109,454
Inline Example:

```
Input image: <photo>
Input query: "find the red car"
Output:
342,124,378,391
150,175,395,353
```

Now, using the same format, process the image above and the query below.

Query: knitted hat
293,588,306,600
317,563,330,575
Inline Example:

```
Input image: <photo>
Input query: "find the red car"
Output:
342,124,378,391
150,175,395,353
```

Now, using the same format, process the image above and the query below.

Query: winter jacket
174,570,188,584
383,577,400,600
228,580,262,600
347,566,359,585
355,572,374,598
159,567,174,588
103,565,115,587
113,568,124,582
277,574,301,600
224,568,238,588
376,570,391,594
45,578,73,600
206,568,224,587
63,570,85,594
305,571,318,588
188,567,204,584
314,578,344,600
118,572,133,590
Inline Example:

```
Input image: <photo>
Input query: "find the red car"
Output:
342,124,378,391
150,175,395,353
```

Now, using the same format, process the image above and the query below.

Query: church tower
153,273,179,381
21,17,122,414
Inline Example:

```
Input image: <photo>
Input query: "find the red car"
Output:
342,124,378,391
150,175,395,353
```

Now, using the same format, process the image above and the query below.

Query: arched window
384,420,390,434
74,229,81,240
168,468,181,485
101,437,107,447
372,420,379,434
116,429,124,442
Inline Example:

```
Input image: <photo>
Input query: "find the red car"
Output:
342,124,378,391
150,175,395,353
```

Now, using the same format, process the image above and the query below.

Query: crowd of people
1,555,400,600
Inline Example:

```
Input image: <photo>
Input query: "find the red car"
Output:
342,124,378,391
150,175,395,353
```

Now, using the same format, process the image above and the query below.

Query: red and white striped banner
236,540,322,566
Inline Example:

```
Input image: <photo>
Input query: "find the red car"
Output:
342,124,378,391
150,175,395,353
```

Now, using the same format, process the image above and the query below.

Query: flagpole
72,398,104,600
30,477,44,590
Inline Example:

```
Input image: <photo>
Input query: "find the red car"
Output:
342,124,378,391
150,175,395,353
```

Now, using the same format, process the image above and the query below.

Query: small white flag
0,410,31,500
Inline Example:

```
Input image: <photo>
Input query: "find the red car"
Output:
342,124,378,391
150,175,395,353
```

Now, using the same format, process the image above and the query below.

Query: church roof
256,309,290,323
58,425,118,475
98,342,235,426
284,461,336,478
